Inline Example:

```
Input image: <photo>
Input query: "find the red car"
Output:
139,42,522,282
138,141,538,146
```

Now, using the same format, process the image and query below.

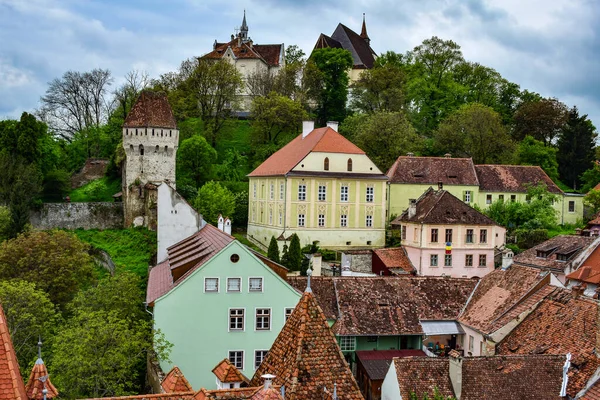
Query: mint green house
147,224,301,390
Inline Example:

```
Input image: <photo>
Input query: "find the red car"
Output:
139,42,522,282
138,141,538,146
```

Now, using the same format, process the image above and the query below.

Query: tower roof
241,10,248,32
123,91,177,129
212,359,249,384
360,13,369,40
249,291,363,399
161,366,193,393
0,302,27,400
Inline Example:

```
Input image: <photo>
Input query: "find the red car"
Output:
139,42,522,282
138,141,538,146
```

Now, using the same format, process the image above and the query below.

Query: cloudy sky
1,0,599,125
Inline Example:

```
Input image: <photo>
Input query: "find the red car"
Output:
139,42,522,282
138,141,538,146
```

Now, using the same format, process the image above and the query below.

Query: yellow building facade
247,123,387,250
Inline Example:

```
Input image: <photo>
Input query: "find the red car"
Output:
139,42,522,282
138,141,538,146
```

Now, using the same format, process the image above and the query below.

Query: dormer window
536,251,548,259
324,157,329,171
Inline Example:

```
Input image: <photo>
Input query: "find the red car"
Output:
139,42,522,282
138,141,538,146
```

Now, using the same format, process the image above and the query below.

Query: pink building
391,188,505,278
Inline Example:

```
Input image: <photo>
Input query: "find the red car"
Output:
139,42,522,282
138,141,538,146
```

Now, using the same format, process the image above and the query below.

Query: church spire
240,10,249,41
360,13,370,45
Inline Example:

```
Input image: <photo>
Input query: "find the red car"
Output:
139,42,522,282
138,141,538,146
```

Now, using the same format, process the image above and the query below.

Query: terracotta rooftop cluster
202,39,283,67
123,91,177,129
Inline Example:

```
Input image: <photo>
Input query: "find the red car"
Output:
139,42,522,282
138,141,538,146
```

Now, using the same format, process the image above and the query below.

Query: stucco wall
30,202,123,230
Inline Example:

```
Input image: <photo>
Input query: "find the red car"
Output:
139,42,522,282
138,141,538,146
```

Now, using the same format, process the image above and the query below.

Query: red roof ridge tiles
24,356,58,400
161,366,193,394
248,127,366,177
123,91,177,129
372,247,415,274
0,302,27,400
211,359,249,384
386,156,479,186
249,291,364,399
474,164,562,194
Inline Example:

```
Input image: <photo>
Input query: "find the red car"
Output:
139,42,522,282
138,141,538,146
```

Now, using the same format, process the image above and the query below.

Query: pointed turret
161,366,193,393
24,338,58,400
240,10,249,41
360,13,370,45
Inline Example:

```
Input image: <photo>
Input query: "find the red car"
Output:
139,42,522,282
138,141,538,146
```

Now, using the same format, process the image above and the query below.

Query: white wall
381,360,402,400
157,183,204,262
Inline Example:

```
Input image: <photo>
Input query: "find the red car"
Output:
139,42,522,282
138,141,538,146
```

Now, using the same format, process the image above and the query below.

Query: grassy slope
69,177,122,202
73,228,156,278
214,119,253,176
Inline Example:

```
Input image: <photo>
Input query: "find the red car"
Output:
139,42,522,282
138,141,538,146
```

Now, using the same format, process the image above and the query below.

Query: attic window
536,251,548,259
556,254,571,262
448,174,457,178
413,173,424,178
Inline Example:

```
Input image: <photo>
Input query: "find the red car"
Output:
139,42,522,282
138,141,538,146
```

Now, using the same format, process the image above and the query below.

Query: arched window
161,130,163,137
324,157,329,171
129,144,134,152
164,145,168,154
347,158,353,172
139,144,144,156
155,145,159,153
135,129,138,136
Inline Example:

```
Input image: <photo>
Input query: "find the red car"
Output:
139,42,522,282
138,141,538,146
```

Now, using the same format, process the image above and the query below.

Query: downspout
282,175,288,239
419,222,424,275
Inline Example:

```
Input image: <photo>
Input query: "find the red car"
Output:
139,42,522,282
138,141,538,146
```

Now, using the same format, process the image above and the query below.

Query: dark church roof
313,21,377,69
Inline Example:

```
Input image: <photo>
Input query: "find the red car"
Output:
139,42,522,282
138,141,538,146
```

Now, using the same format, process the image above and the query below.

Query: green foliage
516,136,559,182
557,107,597,190
311,48,354,125
267,236,281,263
250,92,306,145
514,228,549,249
350,62,407,113
434,103,515,163
194,181,236,226
342,111,423,172
177,117,204,142
581,163,600,193
72,228,156,278
0,206,10,243
69,177,121,202
513,97,568,144
281,243,290,267
0,230,95,307
214,149,248,182
285,44,306,66
176,135,218,188
42,169,72,201
286,234,303,271
0,280,58,377
584,189,600,216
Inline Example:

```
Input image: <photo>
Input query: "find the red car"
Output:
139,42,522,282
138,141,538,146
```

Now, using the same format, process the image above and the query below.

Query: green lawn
69,177,121,202
73,228,156,278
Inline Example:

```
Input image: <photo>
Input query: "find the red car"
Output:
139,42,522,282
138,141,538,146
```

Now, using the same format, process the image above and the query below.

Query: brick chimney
302,121,314,138
408,199,417,219
444,153,452,158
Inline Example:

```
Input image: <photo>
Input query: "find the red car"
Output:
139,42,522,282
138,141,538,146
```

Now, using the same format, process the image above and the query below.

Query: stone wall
341,250,373,274
30,202,123,230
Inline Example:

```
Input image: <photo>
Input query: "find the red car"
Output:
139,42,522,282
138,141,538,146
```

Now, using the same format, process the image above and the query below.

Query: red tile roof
123,91,177,129
475,164,562,194
497,288,600,397
0,302,27,400
285,277,338,320
24,357,58,399
583,379,600,400
372,248,415,274
248,127,365,177
458,265,548,334
161,366,193,393
211,359,249,384
194,386,283,400
249,291,364,400
356,350,426,381
83,393,196,400
567,266,600,285
393,355,565,400
146,224,235,305
387,156,479,185
201,39,283,67
391,188,498,226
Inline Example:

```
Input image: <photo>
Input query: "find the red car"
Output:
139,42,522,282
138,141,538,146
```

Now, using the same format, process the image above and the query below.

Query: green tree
0,206,10,243
286,234,303,271
280,243,290,267
342,111,423,172
310,48,353,125
512,98,568,145
557,107,597,190
214,149,248,182
434,103,515,164
350,63,407,113
231,190,249,228
194,181,236,226
0,280,58,377
516,136,559,182
250,93,307,145
584,189,600,216
267,236,281,263
285,45,306,66
0,230,95,307
42,169,71,201
581,163,600,193
176,135,218,188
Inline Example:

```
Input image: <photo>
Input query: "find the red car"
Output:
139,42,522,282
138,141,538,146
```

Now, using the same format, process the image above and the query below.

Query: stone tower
122,91,179,227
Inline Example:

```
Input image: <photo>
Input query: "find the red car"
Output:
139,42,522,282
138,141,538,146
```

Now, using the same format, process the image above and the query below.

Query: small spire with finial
333,383,338,400
306,262,313,293
37,336,43,364
360,13,370,45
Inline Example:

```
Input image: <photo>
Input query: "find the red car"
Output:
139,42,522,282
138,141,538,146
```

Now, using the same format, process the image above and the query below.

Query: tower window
139,144,144,156
164,146,168,154
161,130,163,137
152,129,155,136
347,158,353,172
129,144,134,152
169,130,172,137
136,128,138,136
324,157,329,171
155,145,159,153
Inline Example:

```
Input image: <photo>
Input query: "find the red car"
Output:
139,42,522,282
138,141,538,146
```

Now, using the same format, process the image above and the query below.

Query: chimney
302,121,314,138
572,284,585,298
326,121,339,131
224,217,232,235
341,259,351,276
437,181,443,190
448,351,463,400
406,152,414,157
261,374,276,390
213,39,218,50
408,199,417,219
501,248,514,270
217,214,224,231
444,153,452,158
311,253,322,276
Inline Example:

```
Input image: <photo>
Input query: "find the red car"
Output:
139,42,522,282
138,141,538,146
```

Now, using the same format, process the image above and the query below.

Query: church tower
239,10,249,42
122,91,179,227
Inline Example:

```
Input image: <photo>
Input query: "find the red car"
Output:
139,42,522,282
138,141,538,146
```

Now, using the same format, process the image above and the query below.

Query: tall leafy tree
176,135,218,188
584,189,600,216
250,93,307,145
557,107,597,190
286,234,303,272
310,48,353,125
194,181,236,225
512,98,568,145
434,103,515,164
350,62,407,113
516,136,559,182
267,236,281,263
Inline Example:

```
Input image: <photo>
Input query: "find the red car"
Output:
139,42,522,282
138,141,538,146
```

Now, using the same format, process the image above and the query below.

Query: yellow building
247,121,387,250
387,155,584,226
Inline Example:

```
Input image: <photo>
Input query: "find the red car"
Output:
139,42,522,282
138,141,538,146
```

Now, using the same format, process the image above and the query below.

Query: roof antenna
306,263,313,293
37,337,49,400
37,336,43,361
333,383,338,400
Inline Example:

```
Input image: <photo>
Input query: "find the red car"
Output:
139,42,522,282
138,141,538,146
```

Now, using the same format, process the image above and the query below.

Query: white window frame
569,201,575,213
339,336,356,352
298,184,306,201
278,211,282,225
269,209,273,225
430,254,438,267
464,190,471,203
253,183,257,199
204,277,219,293
249,277,264,292
444,254,452,267
340,214,347,227
466,229,474,244
228,308,245,331
255,308,271,331
366,215,373,227
227,277,242,293
254,350,268,370
480,229,487,244
298,214,305,227
479,254,487,267
270,183,274,200
465,254,473,267
318,185,326,201
279,183,284,200
284,307,294,321
228,350,244,369
366,186,374,202
318,214,325,227
340,185,349,202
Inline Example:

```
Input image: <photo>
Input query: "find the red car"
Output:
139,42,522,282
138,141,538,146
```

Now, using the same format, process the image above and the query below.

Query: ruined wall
30,202,123,230
341,250,373,274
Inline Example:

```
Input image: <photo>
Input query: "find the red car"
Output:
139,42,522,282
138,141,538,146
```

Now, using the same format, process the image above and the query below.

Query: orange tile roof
161,367,193,393
123,91,177,129
372,247,415,274
24,357,58,400
83,393,196,400
567,266,600,285
0,302,27,400
194,386,283,400
248,127,365,177
583,378,600,400
249,291,364,399
211,359,249,384
201,39,283,67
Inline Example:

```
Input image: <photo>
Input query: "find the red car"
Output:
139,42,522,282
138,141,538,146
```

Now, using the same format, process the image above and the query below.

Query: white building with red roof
247,121,387,250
